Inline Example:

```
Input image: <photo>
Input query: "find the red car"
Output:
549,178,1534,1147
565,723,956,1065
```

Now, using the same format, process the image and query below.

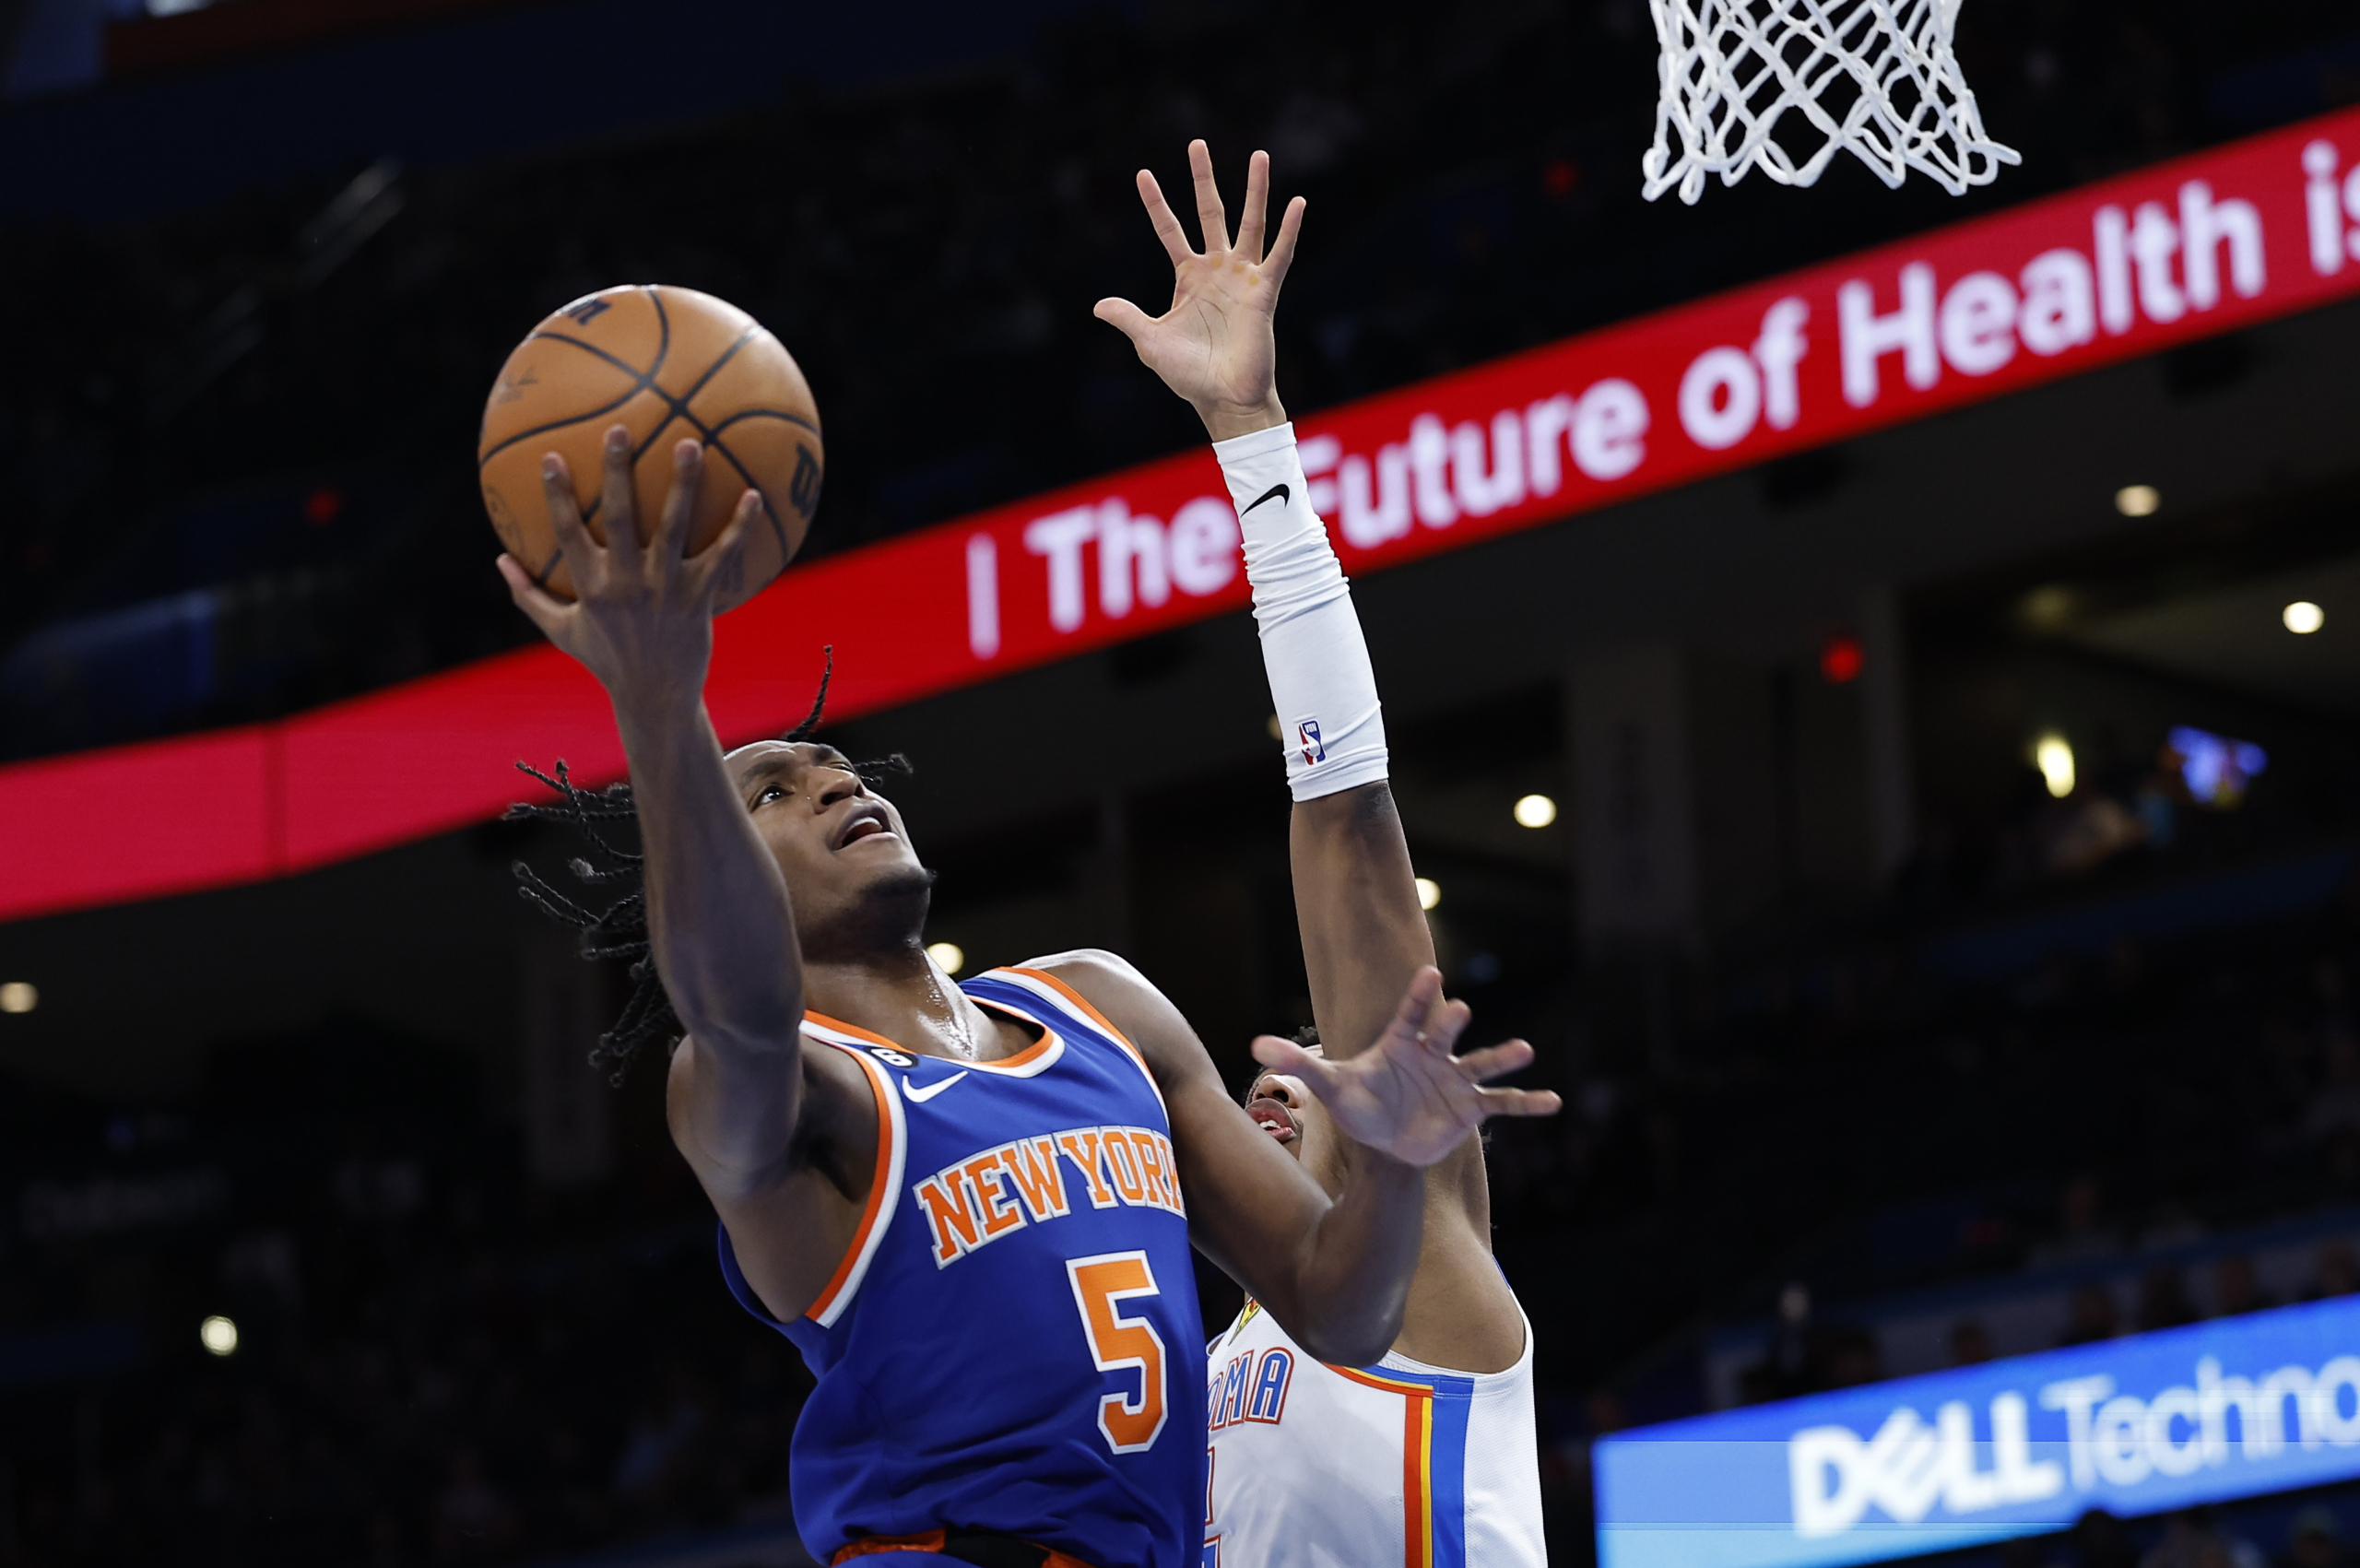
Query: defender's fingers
653,437,703,572
1251,1034,1342,1096
538,454,601,568
1187,137,1230,253
1450,1039,1537,1083
1262,195,1307,290
597,424,641,562
1380,967,1447,1047
1092,296,1157,345
496,552,571,638
1415,990,1472,1055
1237,149,1272,260
1134,170,1193,265
1476,1086,1565,1120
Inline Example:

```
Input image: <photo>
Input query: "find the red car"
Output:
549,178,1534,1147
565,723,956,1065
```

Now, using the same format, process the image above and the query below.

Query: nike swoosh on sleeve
1242,483,1290,514
901,1070,970,1104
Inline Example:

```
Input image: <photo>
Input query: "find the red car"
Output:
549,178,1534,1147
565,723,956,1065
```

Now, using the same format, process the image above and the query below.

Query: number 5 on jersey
1067,1251,1168,1454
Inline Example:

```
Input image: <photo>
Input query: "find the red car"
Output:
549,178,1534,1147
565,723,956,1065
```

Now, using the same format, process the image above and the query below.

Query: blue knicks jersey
716,966,1203,1568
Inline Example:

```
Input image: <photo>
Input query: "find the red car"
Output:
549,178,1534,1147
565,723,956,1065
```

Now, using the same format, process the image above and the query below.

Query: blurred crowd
1998,1496,2360,1568
3,0,2357,756
1904,726,2322,911
5,1229,808,1568
0,1030,810,1568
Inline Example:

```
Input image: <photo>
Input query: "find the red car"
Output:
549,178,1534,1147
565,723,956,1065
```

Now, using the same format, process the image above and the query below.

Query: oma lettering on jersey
1209,1347,1293,1431
1790,1352,2360,1539
915,1125,1186,1267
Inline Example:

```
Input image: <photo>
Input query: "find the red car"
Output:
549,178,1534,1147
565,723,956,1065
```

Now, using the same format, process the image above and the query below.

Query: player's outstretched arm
497,431,849,1239
1105,142,1561,1371
1045,953,1552,1366
1098,141,1432,1063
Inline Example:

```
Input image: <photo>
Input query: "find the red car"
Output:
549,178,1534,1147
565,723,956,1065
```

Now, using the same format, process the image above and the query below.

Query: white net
1642,0,2019,204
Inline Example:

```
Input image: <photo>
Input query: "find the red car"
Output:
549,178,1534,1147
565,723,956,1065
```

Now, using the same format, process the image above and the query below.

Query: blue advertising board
1595,1294,2360,1568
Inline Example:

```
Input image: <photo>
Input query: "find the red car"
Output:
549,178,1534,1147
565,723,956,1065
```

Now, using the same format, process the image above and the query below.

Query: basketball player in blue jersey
1094,142,1551,1565
492,142,1562,1568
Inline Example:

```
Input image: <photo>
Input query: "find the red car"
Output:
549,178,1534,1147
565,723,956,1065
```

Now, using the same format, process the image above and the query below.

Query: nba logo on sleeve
1296,719,1325,768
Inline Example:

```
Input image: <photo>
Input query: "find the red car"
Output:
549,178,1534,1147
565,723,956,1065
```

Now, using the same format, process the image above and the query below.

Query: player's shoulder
1015,949,1206,1075
1012,948,1163,1033
1021,947,1152,994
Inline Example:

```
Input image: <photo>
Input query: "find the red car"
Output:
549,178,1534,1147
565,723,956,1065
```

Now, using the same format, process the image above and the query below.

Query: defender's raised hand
1252,969,1562,1169
495,425,759,706
1095,139,1304,442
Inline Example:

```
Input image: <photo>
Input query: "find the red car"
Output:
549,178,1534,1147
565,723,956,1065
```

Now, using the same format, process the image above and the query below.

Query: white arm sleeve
1212,421,1388,801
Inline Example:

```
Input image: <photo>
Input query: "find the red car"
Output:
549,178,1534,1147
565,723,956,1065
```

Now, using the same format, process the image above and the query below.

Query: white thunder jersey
1203,1298,1547,1568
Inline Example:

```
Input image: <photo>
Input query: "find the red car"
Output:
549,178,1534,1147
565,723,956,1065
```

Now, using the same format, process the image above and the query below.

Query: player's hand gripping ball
478,285,822,611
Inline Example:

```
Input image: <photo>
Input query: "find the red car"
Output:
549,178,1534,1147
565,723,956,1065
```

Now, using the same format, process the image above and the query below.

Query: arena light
1513,794,1558,829
2114,484,2161,517
0,982,34,1014
2018,584,2076,631
925,941,965,975
2284,600,2325,634
2035,734,2075,798
1416,878,1442,911
199,1315,239,1357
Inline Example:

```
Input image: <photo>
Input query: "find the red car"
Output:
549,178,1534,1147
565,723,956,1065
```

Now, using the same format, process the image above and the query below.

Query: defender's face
1245,1058,1346,1196
726,740,928,928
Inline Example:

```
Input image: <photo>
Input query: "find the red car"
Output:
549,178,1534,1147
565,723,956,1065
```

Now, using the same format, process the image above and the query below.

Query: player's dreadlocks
506,648,913,1083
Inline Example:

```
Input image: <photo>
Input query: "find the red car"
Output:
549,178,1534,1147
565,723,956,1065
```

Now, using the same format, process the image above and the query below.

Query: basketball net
1642,0,2019,204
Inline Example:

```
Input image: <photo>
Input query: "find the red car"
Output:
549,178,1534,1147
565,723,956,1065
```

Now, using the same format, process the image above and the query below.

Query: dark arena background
5,2,2360,1565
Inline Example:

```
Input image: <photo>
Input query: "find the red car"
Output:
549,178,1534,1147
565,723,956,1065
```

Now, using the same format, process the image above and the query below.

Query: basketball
477,284,822,611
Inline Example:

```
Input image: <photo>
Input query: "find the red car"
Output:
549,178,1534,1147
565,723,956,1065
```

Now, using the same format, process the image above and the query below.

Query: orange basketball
478,285,822,611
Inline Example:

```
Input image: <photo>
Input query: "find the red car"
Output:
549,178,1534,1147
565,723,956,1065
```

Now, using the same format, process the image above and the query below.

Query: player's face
726,741,933,943
1244,1059,1346,1195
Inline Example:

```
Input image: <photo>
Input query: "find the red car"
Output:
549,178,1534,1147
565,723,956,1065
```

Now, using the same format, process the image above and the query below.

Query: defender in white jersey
1096,142,1552,1567
1207,1291,1543,1567
1206,1012,1547,1567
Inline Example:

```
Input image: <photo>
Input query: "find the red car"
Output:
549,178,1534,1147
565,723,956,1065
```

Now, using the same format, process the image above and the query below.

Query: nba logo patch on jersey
1296,718,1325,767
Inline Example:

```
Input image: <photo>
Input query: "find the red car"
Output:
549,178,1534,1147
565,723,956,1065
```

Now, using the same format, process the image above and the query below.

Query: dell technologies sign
1595,1294,2360,1568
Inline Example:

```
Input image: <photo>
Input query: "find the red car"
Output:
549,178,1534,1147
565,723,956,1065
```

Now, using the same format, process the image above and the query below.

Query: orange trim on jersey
1005,966,1147,1064
1325,1364,1438,1568
804,1010,903,1051
808,1005,1062,1074
1326,1364,1429,1396
1406,1385,1435,1568
959,997,1061,1073
804,1046,894,1324
831,1532,1100,1567
832,1533,949,1560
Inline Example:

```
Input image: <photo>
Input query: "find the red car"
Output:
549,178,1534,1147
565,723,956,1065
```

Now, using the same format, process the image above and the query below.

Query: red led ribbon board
9,108,2360,921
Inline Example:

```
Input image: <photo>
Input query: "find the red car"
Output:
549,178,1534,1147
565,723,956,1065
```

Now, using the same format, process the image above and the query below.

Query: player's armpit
668,1030,878,1324
1391,1198,1530,1374
1034,949,1424,1367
